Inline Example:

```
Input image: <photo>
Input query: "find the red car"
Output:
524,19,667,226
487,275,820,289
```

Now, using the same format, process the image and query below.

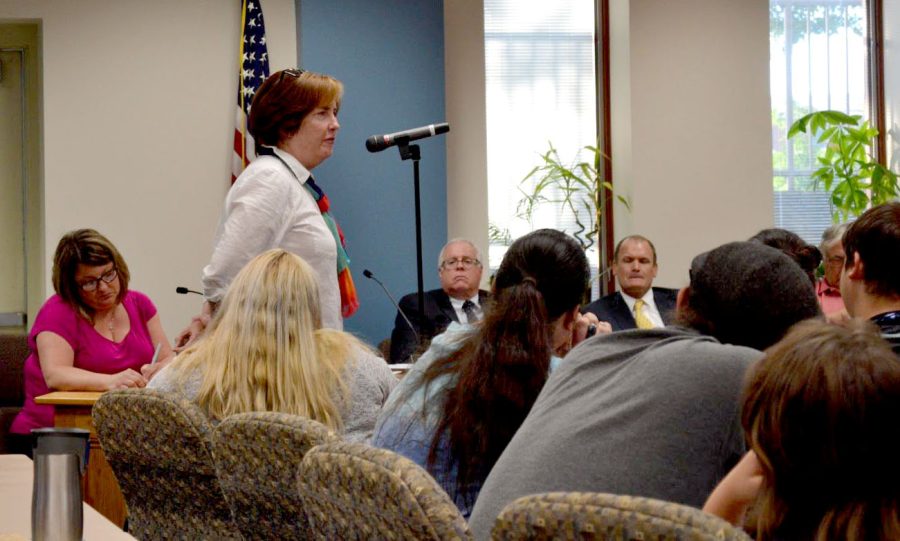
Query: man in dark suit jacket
389,239,490,363
583,235,678,331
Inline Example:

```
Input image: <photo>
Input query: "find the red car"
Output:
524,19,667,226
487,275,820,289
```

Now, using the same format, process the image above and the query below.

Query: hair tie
521,276,538,287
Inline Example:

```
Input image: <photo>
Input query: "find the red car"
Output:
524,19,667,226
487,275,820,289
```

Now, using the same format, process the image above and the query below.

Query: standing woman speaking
177,69,357,348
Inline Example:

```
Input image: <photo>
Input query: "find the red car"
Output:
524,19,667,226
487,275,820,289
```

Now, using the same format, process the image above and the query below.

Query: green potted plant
788,110,898,222
516,141,628,251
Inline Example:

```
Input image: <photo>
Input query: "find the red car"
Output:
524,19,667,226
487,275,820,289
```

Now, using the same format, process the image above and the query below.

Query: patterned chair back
491,492,753,541
211,412,340,540
297,441,473,540
92,388,239,539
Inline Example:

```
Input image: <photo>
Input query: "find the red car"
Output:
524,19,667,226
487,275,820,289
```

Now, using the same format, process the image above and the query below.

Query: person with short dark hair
582,235,677,331
840,202,900,353
373,229,605,517
749,227,822,285
703,319,900,540
9,229,174,447
175,69,355,350
467,241,821,538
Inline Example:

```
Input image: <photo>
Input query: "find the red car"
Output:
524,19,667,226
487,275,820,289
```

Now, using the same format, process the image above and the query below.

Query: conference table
0,454,134,540
34,391,127,528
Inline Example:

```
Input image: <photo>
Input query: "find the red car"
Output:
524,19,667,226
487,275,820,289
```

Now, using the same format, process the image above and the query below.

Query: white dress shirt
620,289,665,328
201,147,342,330
449,294,483,324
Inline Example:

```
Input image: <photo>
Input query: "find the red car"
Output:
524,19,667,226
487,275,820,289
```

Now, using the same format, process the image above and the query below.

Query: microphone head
365,136,387,153
363,269,374,279
175,286,189,294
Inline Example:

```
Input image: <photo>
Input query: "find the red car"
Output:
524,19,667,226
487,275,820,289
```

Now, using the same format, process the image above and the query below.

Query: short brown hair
842,202,900,299
613,235,657,264
52,229,130,320
742,319,900,541
248,69,343,154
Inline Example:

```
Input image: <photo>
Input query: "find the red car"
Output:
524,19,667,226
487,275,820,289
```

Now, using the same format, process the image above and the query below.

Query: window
770,0,871,242
484,0,600,290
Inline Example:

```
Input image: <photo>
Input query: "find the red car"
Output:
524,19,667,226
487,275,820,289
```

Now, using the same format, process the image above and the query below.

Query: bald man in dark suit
583,235,677,331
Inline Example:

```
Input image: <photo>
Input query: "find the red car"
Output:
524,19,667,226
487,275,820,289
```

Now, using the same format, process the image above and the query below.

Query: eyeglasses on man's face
79,268,118,292
441,257,481,270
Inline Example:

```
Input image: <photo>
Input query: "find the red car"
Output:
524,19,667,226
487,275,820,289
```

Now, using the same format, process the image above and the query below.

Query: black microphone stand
394,136,426,329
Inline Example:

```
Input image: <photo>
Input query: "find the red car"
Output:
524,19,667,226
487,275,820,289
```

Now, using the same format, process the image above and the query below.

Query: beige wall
612,0,773,289
444,0,489,285
1,0,790,334
0,0,296,338
446,0,774,292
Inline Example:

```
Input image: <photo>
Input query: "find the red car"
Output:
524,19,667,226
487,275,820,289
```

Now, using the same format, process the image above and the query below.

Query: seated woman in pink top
9,229,174,453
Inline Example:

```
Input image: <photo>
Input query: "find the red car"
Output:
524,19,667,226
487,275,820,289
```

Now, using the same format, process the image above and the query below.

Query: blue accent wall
297,0,447,345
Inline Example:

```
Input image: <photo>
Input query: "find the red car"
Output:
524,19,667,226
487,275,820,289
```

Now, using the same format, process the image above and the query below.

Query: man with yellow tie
583,235,677,331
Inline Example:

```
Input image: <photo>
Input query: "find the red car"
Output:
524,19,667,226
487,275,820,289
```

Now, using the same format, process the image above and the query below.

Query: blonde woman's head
213,248,323,342
176,249,351,428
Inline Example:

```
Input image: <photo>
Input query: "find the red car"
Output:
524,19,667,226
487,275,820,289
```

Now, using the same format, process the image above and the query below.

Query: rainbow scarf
304,177,359,317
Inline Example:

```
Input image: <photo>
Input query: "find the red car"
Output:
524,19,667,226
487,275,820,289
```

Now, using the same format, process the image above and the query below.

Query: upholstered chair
298,441,473,540
211,412,340,539
92,388,239,539
490,492,753,541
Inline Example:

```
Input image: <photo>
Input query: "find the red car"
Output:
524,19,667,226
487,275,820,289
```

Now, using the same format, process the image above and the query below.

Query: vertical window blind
770,0,869,242
484,0,600,291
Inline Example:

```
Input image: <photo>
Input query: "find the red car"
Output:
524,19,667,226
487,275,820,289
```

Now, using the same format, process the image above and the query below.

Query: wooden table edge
34,391,104,406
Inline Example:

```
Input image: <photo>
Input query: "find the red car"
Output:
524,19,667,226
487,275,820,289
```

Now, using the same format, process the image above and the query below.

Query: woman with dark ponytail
372,229,606,517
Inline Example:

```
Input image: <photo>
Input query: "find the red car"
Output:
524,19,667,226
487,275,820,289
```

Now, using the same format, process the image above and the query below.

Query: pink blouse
10,290,157,434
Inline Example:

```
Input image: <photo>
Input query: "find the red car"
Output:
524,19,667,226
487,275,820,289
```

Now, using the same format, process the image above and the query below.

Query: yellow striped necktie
634,299,654,329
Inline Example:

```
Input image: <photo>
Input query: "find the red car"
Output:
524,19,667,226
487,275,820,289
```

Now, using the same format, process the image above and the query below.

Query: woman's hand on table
105,369,147,390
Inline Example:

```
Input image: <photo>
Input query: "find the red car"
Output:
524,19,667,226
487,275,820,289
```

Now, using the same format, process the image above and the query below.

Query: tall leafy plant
788,110,898,222
517,141,628,251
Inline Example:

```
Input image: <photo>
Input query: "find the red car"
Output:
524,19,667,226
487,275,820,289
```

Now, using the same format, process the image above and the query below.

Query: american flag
232,0,270,183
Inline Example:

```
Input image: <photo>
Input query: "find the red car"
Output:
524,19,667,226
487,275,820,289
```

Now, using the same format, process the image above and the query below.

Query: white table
0,454,134,540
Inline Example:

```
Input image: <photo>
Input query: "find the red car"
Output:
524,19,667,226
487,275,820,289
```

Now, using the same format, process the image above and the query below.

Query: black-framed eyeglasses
278,68,306,83
441,257,481,270
79,268,118,292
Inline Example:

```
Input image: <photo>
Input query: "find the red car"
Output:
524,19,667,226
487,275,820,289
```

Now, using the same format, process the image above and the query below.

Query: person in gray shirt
468,241,821,539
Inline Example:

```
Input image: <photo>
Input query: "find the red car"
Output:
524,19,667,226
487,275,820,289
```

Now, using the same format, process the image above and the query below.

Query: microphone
363,269,419,342
176,286,203,296
365,122,449,153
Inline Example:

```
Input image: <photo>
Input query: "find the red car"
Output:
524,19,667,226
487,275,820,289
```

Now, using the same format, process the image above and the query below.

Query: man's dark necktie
462,300,480,324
